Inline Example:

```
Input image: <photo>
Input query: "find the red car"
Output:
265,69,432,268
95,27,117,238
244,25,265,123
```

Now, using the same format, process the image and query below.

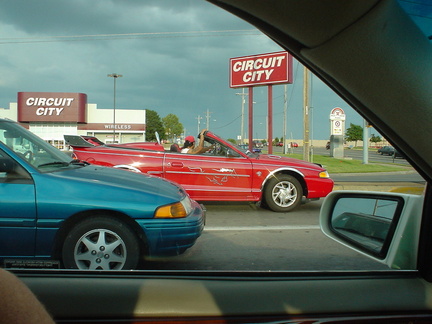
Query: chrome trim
113,165,142,173
261,167,305,190
165,171,250,178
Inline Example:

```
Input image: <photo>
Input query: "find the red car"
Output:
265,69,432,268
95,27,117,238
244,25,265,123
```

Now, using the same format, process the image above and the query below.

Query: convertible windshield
232,142,258,156
0,120,73,171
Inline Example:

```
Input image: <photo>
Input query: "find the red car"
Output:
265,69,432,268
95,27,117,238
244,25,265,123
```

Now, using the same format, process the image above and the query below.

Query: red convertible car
65,131,334,212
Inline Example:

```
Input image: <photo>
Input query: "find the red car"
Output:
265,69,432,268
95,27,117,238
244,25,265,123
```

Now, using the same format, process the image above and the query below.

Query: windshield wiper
38,161,70,168
69,159,90,166
38,160,89,168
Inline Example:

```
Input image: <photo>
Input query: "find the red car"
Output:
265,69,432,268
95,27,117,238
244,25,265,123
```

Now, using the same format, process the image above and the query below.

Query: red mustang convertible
65,131,333,212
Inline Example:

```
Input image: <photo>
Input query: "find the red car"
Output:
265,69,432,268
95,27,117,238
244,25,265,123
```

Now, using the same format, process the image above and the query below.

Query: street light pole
107,73,123,143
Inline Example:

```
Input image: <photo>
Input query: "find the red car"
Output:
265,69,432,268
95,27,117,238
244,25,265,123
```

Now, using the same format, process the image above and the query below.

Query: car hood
41,164,186,202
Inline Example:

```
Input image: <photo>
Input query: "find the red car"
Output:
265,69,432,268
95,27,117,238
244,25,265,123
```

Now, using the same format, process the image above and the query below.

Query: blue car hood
40,164,186,202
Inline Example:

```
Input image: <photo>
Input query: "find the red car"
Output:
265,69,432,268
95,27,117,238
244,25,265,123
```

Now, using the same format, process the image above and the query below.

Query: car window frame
5,0,432,322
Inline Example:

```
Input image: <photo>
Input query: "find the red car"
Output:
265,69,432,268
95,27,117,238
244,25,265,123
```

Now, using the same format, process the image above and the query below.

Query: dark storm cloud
0,0,362,140
0,0,245,35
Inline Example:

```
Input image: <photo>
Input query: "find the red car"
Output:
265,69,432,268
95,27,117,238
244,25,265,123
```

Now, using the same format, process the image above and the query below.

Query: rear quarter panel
73,147,165,177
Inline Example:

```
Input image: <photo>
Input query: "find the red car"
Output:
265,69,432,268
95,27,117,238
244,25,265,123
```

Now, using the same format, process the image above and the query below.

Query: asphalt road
143,200,389,271
142,147,423,271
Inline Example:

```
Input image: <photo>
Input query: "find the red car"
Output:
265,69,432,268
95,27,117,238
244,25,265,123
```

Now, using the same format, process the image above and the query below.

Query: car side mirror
320,191,424,270
0,157,16,173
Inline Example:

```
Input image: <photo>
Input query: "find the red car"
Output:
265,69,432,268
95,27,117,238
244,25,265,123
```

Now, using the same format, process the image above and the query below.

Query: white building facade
0,92,146,149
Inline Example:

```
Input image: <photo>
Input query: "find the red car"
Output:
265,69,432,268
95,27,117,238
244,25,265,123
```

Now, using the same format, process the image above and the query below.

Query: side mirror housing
320,191,424,270
0,157,16,173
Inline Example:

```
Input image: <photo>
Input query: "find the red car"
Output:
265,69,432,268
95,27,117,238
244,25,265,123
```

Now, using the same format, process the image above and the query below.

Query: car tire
264,174,303,212
62,216,141,270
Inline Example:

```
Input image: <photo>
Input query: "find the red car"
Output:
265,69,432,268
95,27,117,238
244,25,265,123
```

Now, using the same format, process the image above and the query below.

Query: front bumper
137,201,206,257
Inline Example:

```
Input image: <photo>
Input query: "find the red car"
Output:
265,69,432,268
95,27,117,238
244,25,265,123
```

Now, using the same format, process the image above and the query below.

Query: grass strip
281,154,411,173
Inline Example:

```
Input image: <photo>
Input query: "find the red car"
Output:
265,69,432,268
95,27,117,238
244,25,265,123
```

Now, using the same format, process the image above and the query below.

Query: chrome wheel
264,174,303,212
74,229,126,270
271,180,298,208
62,216,141,270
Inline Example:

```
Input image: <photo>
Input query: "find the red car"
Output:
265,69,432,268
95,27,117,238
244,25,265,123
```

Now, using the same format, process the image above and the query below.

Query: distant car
377,146,395,155
239,144,261,153
291,142,298,148
276,142,283,147
0,118,205,270
252,140,263,148
66,130,334,212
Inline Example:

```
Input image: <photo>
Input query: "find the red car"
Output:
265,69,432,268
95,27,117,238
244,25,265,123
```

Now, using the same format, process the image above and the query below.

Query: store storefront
0,92,146,149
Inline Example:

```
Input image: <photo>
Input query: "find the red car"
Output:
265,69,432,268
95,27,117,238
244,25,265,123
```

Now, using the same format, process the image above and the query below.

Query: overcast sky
0,0,427,141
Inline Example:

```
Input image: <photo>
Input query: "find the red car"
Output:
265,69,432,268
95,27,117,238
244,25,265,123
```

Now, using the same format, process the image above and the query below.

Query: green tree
162,114,183,142
370,134,382,146
146,109,165,141
345,123,363,147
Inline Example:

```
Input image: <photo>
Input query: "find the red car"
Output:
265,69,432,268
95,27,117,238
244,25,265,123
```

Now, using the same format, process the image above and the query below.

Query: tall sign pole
329,107,346,158
248,87,254,151
303,67,310,162
267,85,273,154
283,84,288,154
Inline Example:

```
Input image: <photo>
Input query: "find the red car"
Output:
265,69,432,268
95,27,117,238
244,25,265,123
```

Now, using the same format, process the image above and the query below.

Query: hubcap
74,229,127,270
272,180,297,207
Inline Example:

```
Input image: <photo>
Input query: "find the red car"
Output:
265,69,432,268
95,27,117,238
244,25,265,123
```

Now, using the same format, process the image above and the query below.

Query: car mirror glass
330,195,403,259
0,157,16,173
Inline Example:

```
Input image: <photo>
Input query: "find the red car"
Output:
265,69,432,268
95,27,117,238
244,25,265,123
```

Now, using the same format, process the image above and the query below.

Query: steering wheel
23,150,34,162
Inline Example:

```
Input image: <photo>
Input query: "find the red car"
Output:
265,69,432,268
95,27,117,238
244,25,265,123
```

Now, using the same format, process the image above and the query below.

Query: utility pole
205,109,212,130
363,118,369,164
196,115,202,134
236,88,248,144
303,67,310,162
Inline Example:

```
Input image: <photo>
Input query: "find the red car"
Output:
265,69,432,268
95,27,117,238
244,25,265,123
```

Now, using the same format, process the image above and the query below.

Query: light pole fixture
107,73,123,143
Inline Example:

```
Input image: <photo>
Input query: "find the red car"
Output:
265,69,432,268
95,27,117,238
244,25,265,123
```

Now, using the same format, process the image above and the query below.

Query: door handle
169,162,184,167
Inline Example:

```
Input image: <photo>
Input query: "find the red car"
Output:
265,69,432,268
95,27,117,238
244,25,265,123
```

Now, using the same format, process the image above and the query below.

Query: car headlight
319,171,330,178
154,196,193,218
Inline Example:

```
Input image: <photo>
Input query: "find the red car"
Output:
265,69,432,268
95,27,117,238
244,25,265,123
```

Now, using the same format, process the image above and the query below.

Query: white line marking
205,225,320,231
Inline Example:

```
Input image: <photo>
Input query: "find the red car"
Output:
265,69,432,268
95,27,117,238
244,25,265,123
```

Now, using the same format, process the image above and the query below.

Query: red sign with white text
230,51,292,88
17,92,87,123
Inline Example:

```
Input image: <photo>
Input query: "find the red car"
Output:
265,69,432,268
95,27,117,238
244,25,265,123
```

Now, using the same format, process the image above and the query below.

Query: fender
260,167,305,191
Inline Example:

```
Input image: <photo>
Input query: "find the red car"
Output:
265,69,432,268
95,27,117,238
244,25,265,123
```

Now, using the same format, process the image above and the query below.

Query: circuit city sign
18,92,87,123
229,51,293,88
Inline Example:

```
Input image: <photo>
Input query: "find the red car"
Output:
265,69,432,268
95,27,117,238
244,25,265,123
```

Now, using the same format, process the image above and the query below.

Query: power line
213,114,242,130
0,29,262,45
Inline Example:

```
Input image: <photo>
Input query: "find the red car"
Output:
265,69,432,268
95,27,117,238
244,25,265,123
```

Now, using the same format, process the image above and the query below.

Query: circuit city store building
0,92,146,149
